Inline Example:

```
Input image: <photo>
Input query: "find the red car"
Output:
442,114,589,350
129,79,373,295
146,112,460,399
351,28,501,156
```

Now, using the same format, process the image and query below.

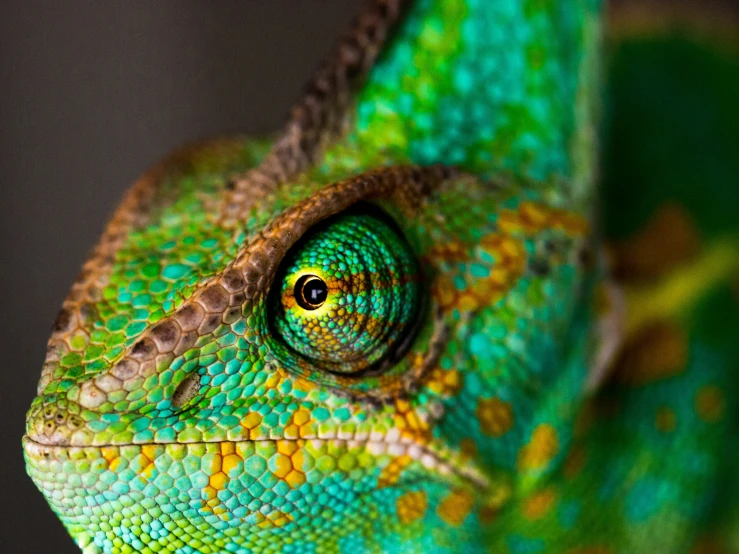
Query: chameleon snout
24,281,241,447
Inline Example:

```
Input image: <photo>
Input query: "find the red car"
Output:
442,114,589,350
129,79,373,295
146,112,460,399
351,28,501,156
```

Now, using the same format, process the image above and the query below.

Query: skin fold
23,0,739,552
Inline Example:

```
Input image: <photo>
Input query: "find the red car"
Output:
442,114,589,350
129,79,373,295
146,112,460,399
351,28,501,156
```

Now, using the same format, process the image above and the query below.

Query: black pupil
295,275,328,310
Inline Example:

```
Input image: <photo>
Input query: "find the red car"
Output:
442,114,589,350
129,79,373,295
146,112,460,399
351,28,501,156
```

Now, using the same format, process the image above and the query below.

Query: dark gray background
1,1,737,552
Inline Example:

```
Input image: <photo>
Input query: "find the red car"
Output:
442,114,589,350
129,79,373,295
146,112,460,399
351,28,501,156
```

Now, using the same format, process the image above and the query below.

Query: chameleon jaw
24,429,499,552
23,432,493,514
23,433,488,482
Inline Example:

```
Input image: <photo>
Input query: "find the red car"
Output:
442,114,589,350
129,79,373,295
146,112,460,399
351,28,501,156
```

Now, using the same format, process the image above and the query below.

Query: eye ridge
294,274,328,310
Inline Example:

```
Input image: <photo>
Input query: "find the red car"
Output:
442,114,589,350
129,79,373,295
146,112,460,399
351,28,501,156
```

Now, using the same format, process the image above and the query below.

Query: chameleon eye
271,207,421,375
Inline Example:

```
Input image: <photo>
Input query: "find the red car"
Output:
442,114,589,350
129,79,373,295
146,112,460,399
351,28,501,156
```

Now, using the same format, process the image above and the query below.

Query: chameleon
23,0,739,552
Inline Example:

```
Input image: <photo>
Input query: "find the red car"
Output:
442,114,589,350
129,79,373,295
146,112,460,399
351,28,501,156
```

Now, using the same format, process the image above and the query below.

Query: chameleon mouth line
23,434,491,491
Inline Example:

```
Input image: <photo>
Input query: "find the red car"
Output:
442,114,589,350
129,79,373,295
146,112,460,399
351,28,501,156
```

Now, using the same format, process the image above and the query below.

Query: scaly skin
23,1,739,553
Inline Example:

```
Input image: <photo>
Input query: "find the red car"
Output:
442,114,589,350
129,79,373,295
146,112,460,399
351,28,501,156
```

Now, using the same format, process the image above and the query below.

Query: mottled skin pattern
22,1,739,553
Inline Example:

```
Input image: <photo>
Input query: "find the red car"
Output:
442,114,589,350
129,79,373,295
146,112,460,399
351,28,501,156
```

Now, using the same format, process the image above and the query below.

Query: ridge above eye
269,204,422,376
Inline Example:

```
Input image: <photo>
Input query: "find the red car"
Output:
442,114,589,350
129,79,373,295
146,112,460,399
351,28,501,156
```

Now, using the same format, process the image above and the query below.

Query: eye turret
271,207,421,375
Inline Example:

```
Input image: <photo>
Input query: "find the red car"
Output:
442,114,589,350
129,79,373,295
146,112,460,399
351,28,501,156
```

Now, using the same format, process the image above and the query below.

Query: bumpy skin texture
23,0,739,553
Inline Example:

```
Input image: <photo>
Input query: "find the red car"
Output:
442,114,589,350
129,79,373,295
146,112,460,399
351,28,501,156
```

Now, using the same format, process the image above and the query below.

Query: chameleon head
24,154,593,552
24,0,601,552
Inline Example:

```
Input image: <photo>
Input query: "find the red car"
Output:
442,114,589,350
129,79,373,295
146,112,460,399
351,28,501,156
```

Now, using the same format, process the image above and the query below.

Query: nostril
172,373,201,409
